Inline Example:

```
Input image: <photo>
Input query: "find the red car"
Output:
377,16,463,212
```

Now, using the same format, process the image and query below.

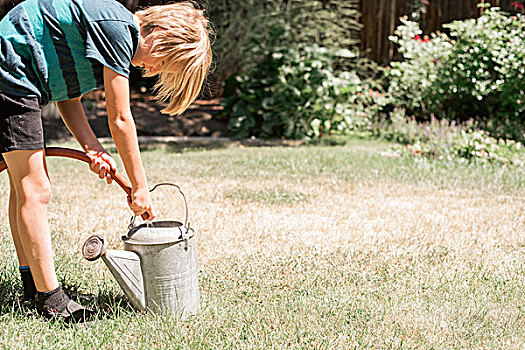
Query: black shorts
0,93,44,163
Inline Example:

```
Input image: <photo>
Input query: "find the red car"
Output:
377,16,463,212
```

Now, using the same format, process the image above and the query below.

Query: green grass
0,137,523,349
135,139,524,195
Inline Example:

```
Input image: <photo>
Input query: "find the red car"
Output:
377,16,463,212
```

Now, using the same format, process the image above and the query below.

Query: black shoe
37,286,95,323
39,299,95,323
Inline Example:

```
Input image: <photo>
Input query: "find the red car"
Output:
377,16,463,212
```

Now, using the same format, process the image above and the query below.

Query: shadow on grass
134,138,308,154
101,135,353,155
62,280,138,319
103,141,232,155
0,272,139,320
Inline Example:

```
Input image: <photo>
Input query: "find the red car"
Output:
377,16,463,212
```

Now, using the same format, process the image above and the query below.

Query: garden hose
0,147,149,220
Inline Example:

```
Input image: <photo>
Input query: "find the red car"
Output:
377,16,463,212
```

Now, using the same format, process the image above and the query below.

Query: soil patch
42,90,228,141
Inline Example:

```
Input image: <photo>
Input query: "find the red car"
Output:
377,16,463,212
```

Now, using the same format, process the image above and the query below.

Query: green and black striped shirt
0,0,139,105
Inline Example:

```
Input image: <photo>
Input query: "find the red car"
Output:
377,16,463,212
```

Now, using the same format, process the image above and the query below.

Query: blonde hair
135,2,212,115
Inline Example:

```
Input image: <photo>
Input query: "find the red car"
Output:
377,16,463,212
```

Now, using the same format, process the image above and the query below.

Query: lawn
0,138,523,349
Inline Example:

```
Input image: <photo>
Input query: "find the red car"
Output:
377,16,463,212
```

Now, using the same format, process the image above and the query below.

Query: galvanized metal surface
123,225,200,317
82,183,200,318
124,221,194,246
102,249,146,311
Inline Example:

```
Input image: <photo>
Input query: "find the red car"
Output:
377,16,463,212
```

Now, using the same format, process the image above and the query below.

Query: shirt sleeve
85,19,138,78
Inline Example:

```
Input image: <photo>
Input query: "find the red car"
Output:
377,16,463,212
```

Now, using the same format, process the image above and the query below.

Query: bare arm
56,97,103,152
56,97,116,183
103,66,155,218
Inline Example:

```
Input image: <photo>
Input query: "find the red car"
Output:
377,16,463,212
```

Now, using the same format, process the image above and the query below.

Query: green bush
387,7,525,142
223,46,378,139
214,0,384,139
223,46,387,139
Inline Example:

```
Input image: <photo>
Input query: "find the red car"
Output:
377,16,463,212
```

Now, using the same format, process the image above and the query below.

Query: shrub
208,0,364,86
387,7,525,142
215,0,384,139
387,20,453,117
222,46,378,139
376,110,524,166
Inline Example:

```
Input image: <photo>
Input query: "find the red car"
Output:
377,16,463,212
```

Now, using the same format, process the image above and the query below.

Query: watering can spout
83,235,146,311
102,250,146,310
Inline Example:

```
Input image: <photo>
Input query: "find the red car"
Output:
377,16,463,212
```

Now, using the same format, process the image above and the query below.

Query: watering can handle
0,147,150,220
129,182,189,229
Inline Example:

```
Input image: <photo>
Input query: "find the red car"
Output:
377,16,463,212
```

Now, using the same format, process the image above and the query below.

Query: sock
36,285,70,315
19,266,37,302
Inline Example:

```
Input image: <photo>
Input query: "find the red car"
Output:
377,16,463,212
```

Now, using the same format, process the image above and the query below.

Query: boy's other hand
86,150,117,184
128,187,156,220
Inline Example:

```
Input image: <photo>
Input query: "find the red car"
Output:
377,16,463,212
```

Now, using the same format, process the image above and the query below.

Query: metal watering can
0,148,200,318
82,183,200,318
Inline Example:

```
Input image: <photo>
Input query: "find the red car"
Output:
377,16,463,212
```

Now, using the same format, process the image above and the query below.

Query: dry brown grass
0,140,523,349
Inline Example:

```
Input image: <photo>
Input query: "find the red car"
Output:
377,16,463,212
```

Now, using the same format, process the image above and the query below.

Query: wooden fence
360,0,521,64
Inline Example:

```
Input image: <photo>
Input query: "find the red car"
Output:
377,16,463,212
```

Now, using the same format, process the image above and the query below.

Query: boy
0,0,212,322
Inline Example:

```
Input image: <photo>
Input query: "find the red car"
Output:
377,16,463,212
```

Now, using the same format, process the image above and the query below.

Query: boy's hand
128,187,157,220
86,150,117,184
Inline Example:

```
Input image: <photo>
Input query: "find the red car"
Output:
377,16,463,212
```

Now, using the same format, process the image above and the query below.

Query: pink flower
414,35,422,41
512,1,524,9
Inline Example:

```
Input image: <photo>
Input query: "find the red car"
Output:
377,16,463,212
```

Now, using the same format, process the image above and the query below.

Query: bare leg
8,174,29,267
2,150,59,292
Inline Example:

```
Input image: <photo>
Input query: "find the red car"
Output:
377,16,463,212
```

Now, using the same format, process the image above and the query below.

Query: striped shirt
0,0,139,105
